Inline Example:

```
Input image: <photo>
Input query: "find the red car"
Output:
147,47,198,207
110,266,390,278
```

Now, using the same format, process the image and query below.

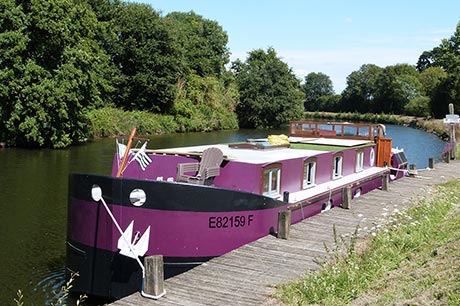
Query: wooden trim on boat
290,121,385,141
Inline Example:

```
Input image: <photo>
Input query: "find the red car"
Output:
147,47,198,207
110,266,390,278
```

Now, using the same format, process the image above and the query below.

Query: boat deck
111,160,460,306
150,136,372,165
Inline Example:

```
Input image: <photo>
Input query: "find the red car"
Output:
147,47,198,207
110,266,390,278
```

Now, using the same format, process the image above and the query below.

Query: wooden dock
112,160,460,306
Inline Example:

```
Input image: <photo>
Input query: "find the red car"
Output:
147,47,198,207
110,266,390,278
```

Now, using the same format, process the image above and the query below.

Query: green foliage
109,2,180,113
404,96,431,117
341,64,423,115
418,66,448,97
86,107,178,137
341,64,382,113
232,48,304,128
0,0,114,148
317,94,342,112
304,111,405,125
373,64,423,114
170,75,238,132
416,21,460,117
302,72,334,111
164,11,229,77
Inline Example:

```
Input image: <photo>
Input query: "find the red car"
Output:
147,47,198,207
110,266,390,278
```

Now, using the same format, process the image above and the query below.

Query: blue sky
139,0,460,93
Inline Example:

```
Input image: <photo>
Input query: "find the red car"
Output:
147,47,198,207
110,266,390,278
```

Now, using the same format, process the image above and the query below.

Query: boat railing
290,121,385,142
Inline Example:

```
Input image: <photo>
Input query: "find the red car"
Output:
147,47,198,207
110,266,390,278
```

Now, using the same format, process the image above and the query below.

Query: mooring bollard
428,157,434,169
142,255,166,299
283,191,289,203
277,210,291,239
409,164,417,177
342,185,352,209
382,172,389,191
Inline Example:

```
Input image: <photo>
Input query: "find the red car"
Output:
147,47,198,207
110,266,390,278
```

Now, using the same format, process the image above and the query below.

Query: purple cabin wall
111,144,378,196
215,162,260,193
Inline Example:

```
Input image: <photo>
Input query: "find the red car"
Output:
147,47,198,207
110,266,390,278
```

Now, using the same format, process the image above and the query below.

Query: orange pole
116,128,137,178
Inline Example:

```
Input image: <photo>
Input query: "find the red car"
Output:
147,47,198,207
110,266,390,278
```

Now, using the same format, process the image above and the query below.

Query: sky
137,0,460,93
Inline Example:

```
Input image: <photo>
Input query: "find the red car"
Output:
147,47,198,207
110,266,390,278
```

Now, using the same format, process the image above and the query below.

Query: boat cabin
113,122,391,204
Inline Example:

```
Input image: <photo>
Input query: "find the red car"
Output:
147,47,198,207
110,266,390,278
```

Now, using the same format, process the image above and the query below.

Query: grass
275,179,460,305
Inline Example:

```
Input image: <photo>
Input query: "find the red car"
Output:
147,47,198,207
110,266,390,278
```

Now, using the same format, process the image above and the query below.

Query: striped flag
133,142,152,171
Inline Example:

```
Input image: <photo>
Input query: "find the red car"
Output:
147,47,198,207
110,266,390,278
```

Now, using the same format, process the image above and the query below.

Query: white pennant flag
133,142,152,171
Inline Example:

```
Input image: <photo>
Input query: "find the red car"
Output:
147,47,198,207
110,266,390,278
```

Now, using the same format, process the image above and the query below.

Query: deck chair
176,147,224,185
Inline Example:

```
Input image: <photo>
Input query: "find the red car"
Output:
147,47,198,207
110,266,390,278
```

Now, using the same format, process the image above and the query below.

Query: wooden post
116,128,137,177
277,210,291,239
382,173,389,191
428,157,434,169
142,255,166,299
342,185,352,209
449,103,456,160
283,191,289,203
409,164,417,177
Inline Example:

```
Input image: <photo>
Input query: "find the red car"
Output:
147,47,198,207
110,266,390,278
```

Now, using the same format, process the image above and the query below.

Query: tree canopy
0,0,113,147
0,0,238,147
302,72,334,111
232,48,304,128
416,21,460,117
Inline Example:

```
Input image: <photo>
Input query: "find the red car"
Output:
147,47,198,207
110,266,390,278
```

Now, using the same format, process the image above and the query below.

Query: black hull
66,239,212,299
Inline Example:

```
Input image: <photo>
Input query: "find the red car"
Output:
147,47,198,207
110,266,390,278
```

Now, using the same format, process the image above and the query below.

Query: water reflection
0,125,447,306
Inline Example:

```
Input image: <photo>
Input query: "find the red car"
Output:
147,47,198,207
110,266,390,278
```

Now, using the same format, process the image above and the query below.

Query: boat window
333,153,343,179
370,148,375,166
302,158,316,189
262,163,281,197
356,150,364,172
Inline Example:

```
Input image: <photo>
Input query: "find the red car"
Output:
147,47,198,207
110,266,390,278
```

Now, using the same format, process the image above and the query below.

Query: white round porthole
91,185,102,202
129,188,146,206
370,148,375,167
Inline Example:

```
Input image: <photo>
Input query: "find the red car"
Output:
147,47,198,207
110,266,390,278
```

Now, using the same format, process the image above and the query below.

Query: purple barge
66,121,407,299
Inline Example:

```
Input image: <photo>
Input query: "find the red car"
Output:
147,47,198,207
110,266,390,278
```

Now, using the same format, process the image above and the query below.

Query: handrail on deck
290,121,386,142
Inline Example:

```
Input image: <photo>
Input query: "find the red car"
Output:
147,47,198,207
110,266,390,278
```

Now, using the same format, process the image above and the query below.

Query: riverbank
275,178,460,305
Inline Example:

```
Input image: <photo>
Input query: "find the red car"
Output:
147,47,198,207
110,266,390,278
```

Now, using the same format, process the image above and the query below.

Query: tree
404,96,430,117
109,2,181,113
164,11,229,78
373,64,422,114
341,64,382,113
0,0,29,142
418,66,448,97
416,21,460,117
0,0,114,147
232,48,304,128
170,75,238,132
302,72,334,111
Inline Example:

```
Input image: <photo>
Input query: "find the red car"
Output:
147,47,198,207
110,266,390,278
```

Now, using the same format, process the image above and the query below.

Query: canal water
0,125,446,305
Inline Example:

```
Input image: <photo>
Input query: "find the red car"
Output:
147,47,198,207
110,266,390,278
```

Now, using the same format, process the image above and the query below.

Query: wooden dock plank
112,161,460,306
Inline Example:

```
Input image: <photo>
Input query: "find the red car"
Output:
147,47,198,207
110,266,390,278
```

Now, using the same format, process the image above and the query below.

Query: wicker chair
176,147,224,185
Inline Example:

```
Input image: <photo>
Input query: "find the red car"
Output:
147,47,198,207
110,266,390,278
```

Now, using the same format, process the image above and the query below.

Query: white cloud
344,17,353,23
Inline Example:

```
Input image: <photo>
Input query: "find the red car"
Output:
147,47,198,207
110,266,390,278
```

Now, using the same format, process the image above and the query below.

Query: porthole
130,188,146,206
91,185,102,202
